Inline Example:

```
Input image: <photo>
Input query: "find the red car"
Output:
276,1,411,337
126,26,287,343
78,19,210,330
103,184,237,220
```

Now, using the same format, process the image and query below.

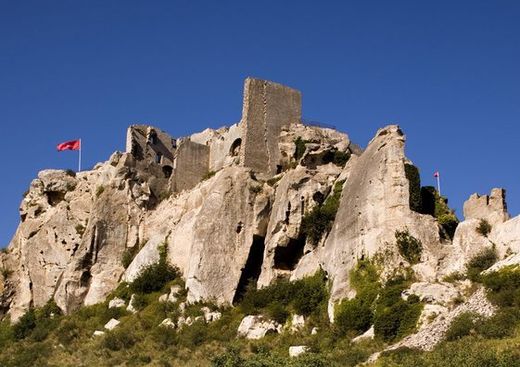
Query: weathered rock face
290,126,444,313
441,189,520,276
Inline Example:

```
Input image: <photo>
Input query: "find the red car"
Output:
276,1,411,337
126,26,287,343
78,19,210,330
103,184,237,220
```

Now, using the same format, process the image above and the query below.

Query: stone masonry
240,78,302,176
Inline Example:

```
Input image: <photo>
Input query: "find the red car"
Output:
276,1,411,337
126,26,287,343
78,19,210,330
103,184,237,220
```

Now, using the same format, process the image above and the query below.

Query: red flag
433,171,439,178
57,140,80,151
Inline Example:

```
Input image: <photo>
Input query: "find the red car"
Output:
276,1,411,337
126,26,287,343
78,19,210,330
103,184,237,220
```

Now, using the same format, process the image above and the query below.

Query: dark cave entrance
273,235,306,271
232,235,265,304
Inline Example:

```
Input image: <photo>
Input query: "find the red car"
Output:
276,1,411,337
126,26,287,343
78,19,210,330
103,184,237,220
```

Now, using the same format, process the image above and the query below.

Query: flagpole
436,173,441,196
78,139,82,172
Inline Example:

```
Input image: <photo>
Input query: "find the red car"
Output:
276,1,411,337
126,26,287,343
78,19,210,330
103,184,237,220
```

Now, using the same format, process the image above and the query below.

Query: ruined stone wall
190,123,242,171
126,125,176,168
463,188,510,224
172,139,210,192
240,78,302,175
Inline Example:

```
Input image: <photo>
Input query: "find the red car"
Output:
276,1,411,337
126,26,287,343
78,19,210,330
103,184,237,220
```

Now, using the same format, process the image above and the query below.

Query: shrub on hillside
130,244,179,294
294,137,308,161
445,312,479,341
395,230,423,265
373,277,423,342
239,270,327,320
335,259,381,336
301,180,344,245
481,265,520,307
476,219,492,237
466,247,498,282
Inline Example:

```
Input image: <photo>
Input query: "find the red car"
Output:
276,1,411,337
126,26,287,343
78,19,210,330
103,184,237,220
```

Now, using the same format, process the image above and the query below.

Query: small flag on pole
57,139,82,172
434,171,441,195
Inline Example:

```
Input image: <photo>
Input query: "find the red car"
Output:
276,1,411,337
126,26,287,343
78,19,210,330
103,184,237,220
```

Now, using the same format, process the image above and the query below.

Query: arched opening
230,138,242,156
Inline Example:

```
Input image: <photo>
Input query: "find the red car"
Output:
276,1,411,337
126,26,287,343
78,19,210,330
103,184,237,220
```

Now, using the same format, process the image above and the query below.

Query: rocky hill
0,78,519,366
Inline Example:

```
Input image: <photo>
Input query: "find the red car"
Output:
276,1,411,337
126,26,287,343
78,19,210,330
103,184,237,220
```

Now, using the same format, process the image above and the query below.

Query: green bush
445,312,479,341
395,230,423,265
438,213,459,240
301,180,344,245
476,219,492,237
121,246,139,269
481,266,520,307
102,327,137,351
335,298,373,335
476,307,520,339
12,309,36,340
335,259,381,336
56,319,80,345
373,277,422,342
294,137,308,161
240,270,327,321
130,245,179,294
466,247,498,282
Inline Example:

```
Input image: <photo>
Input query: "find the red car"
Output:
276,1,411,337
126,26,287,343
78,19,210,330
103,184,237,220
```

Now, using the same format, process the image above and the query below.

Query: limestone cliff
1,77,519,331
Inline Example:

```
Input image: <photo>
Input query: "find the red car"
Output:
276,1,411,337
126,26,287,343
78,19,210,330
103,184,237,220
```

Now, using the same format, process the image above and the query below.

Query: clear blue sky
1,0,519,247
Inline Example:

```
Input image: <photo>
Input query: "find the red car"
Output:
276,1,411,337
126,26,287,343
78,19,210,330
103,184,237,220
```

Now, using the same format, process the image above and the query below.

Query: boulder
290,314,305,333
159,318,176,329
406,282,461,306
127,294,138,313
237,315,282,339
289,346,309,358
108,297,126,309
104,318,120,331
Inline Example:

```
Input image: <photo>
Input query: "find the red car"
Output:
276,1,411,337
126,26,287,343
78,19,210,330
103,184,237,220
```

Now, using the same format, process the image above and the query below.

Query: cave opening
273,235,306,271
232,235,265,304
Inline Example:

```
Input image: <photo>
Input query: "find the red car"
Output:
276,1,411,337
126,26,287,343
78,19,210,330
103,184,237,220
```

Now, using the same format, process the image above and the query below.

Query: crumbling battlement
126,125,176,171
463,188,510,225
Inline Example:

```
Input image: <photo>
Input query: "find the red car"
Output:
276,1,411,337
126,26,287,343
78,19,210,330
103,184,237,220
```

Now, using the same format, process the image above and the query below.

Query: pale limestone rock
127,294,137,313
315,125,442,318
122,235,164,283
381,287,495,354
289,346,309,358
159,318,175,329
258,162,344,286
406,282,461,306
237,315,281,339
108,297,126,308
201,307,222,323
311,327,318,335
352,326,374,343
484,253,520,274
290,314,305,333
104,318,120,330
418,304,448,326
159,285,181,303
93,330,105,337
442,202,520,277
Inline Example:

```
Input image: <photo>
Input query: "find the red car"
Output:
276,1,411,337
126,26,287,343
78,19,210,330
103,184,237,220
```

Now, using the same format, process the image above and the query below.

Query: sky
1,0,519,247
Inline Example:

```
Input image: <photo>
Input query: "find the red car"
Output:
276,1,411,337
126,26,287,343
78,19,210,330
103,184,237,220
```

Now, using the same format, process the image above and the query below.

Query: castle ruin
125,78,303,192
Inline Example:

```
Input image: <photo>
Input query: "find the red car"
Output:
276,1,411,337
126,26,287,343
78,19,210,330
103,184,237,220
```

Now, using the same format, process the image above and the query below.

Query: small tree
476,219,492,237
395,230,423,265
